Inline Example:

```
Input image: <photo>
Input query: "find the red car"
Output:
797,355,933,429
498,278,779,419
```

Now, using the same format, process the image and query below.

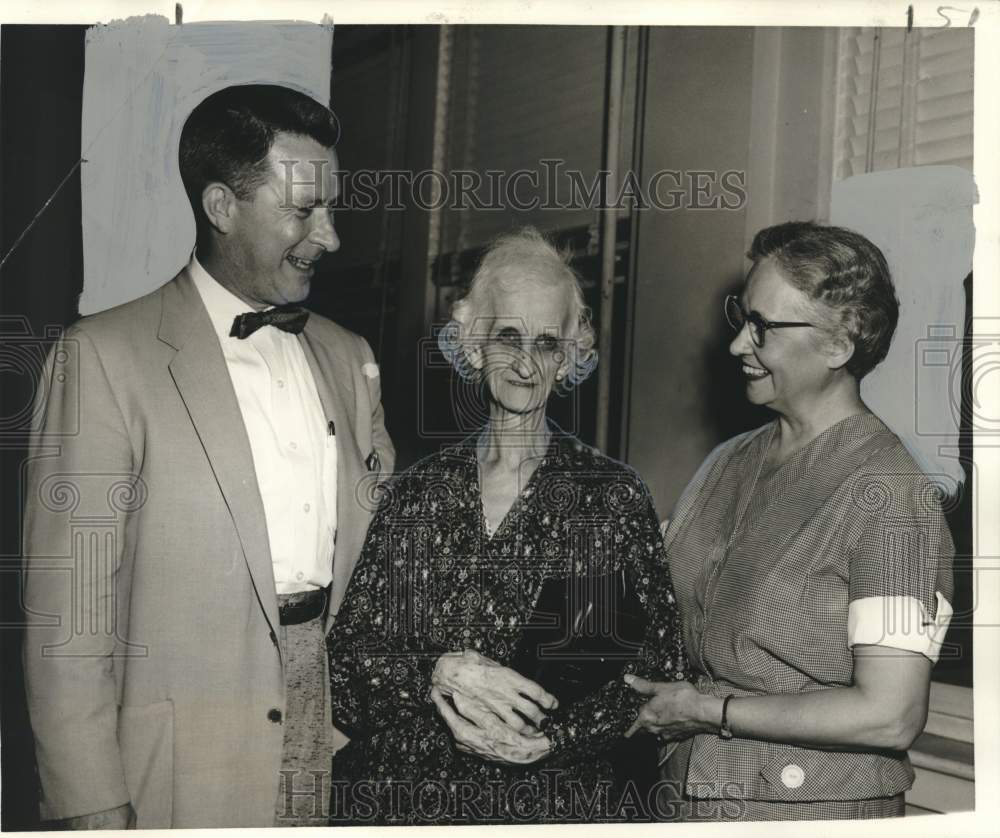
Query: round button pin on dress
780,763,805,789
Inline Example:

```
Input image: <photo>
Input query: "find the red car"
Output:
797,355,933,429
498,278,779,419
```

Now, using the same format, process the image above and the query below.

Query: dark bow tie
230,305,309,340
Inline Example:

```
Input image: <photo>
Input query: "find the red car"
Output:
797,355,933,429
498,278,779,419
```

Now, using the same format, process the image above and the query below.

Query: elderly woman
326,227,687,824
625,221,954,821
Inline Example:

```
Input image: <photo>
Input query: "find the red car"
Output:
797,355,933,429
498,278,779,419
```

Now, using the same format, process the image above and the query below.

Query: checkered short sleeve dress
662,412,955,820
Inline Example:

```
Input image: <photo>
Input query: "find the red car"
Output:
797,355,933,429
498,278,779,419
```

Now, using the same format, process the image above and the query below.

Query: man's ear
201,182,238,234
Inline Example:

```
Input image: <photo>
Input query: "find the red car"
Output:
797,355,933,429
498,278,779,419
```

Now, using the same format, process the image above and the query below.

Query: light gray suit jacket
21,266,394,827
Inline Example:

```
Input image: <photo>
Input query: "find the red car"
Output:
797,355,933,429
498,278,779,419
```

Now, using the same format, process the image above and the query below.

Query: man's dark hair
178,84,340,233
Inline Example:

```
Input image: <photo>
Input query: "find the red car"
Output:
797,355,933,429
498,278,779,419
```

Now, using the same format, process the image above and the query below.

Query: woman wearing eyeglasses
326,227,688,824
624,221,954,821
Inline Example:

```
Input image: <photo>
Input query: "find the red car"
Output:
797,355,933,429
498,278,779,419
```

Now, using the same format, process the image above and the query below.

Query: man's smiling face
223,131,340,308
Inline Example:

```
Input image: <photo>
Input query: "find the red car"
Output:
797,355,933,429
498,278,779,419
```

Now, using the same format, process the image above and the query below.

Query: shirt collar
188,252,257,344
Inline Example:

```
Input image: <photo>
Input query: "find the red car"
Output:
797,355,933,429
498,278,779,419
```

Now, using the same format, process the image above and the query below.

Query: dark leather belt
278,586,330,626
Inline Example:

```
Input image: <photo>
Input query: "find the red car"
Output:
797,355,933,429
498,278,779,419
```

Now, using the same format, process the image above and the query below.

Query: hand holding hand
623,675,722,741
430,687,553,764
431,649,557,734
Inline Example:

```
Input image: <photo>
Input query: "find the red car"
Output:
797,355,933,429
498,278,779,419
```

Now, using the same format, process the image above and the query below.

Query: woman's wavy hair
438,227,597,395
749,221,899,379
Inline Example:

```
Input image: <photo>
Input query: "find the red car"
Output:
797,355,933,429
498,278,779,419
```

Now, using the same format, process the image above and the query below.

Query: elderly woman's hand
623,675,722,741
431,649,558,734
430,687,553,764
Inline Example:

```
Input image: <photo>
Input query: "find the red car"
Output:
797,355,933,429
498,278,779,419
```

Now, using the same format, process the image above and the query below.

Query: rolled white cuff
847,592,954,663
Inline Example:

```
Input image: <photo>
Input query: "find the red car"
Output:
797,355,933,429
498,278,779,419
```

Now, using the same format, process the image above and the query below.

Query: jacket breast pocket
118,699,174,828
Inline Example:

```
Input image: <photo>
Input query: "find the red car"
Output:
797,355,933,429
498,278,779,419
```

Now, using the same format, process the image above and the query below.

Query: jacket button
267,708,283,723
780,763,805,789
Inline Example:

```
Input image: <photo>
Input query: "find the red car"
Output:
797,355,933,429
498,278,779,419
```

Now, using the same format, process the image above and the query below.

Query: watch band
719,694,735,740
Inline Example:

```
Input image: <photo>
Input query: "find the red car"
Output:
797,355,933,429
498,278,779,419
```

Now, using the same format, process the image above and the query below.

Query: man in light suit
21,84,394,828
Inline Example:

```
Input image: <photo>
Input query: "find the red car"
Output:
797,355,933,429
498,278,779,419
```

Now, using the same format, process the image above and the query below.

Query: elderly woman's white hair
438,227,597,394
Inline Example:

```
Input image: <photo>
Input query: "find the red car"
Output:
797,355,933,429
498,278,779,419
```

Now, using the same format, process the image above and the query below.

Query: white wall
627,27,839,515
80,16,333,315
626,27,756,514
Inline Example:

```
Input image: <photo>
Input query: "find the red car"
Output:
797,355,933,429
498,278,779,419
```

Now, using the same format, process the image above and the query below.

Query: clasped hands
430,649,557,765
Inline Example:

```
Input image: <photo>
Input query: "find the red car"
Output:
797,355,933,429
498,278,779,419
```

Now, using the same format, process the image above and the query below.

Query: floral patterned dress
326,428,688,825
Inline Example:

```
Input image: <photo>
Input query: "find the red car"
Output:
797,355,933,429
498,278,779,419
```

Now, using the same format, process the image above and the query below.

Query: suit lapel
298,326,370,632
298,325,354,450
159,270,280,636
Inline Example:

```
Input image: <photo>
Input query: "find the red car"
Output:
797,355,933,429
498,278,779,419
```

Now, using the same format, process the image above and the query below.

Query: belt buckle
279,587,328,626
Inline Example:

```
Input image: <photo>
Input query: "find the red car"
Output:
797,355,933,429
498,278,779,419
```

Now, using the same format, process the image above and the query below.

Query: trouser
274,603,333,826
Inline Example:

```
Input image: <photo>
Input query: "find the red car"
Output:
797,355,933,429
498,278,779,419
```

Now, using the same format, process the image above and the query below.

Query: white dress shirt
190,255,337,594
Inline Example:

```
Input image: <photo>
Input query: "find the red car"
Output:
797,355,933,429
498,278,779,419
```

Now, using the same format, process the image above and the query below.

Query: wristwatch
719,695,735,740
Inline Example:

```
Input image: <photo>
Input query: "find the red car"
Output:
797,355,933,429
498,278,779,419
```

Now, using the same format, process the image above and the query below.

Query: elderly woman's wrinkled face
474,279,572,416
729,258,834,417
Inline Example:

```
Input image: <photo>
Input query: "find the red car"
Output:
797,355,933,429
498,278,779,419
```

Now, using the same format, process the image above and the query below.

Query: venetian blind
331,27,405,269
440,25,623,256
833,26,973,180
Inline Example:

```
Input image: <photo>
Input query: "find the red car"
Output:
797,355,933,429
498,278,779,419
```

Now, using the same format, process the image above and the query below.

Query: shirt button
303,503,310,513
296,571,304,581
289,441,298,450
276,379,285,388
781,764,805,789
267,708,282,723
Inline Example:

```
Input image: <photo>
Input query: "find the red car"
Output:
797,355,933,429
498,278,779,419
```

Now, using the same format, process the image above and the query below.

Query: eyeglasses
490,326,566,361
724,295,814,348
